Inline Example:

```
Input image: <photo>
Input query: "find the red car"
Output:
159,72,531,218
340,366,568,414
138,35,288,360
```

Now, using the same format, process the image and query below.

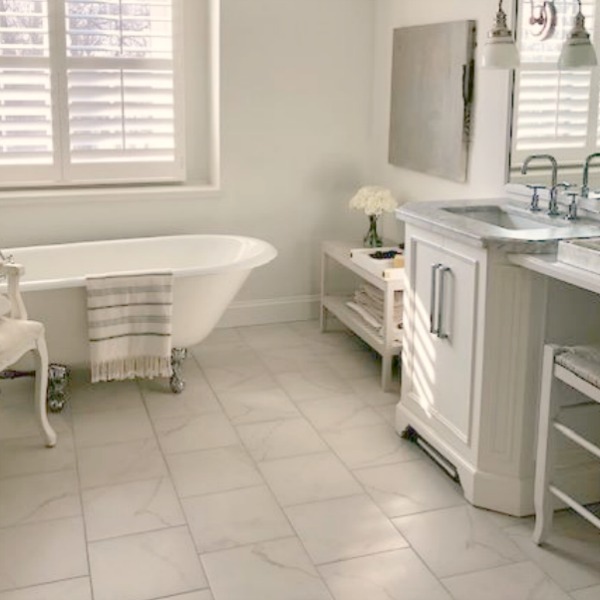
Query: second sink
442,205,566,231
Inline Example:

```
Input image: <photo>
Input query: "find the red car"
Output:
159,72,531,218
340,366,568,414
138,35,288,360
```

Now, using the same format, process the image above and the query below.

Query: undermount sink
442,205,566,231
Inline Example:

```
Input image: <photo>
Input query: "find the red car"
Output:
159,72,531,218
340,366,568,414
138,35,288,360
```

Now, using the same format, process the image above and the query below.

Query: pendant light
482,0,520,69
559,0,598,69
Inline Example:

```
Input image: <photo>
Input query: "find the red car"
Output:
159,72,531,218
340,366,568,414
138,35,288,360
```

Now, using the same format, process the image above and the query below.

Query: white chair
533,344,600,544
0,261,56,447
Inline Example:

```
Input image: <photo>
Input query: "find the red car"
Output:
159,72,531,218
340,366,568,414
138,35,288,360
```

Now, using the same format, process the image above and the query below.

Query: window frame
0,0,187,190
510,0,600,172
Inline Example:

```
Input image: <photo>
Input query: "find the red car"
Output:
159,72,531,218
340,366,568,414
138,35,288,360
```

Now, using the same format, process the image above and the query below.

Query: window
511,0,598,171
0,0,185,188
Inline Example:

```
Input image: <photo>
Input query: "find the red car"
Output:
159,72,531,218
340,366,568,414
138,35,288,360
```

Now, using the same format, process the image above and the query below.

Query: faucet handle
565,192,579,221
555,181,573,192
526,184,545,212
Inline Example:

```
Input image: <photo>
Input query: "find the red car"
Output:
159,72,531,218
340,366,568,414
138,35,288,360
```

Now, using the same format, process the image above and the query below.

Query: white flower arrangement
349,186,397,217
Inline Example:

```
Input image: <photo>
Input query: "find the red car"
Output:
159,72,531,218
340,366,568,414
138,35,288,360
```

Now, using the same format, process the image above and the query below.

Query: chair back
0,262,27,319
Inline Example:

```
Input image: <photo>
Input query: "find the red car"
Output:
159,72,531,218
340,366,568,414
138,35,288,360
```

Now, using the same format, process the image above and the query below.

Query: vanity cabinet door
403,230,480,447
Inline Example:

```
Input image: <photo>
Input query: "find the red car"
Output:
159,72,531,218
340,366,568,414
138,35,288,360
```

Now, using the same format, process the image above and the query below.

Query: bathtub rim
4,234,277,292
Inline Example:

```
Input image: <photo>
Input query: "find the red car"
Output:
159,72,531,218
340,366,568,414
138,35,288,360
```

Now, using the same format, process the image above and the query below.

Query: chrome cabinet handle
437,266,451,340
430,263,441,335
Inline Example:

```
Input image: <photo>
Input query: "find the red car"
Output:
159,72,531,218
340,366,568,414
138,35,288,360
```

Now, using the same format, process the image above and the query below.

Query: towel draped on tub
86,272,174,383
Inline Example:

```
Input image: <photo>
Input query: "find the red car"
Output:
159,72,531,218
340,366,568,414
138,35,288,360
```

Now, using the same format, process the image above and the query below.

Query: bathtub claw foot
170,348,187,394
47,364,69,413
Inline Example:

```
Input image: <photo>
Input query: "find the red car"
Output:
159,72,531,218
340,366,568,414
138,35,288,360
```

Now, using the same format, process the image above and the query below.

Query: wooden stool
534,344,600,544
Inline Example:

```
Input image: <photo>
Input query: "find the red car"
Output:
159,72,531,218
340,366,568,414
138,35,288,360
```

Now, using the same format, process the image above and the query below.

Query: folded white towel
353,288,403,324
86,272,174,383
346,301,382,330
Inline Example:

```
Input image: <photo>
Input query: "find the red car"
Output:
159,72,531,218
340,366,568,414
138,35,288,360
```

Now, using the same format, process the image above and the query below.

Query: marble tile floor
0,321,598,600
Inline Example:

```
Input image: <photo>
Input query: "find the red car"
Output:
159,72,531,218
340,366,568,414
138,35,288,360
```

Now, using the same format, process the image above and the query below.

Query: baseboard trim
217,294,320,328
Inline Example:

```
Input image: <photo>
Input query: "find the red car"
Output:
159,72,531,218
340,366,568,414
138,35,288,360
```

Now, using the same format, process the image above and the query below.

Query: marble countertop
396,198,600,251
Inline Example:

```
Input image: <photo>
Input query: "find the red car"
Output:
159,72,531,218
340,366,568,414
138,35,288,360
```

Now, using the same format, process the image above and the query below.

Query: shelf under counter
322,294,402,357
320,240,404,391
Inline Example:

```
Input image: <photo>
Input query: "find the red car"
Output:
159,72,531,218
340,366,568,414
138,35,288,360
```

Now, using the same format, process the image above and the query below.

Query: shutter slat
67,66,176,164
65,0,173,59
515,69,592,153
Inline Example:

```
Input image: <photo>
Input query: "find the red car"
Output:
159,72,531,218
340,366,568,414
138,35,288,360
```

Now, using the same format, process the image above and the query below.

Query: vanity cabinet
397,222,548,516
404,229,480,450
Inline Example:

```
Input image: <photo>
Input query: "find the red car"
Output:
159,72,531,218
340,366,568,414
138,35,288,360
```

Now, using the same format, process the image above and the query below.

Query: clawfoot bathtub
1,235,277,407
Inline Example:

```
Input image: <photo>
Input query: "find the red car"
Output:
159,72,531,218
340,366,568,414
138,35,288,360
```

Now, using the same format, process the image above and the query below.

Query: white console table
320,240,404,391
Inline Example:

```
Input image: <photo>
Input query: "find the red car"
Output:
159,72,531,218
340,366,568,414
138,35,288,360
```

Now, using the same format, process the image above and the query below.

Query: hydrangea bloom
349,186,397,217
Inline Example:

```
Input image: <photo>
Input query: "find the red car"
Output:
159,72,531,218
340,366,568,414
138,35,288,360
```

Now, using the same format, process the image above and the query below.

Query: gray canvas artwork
389,20,477,183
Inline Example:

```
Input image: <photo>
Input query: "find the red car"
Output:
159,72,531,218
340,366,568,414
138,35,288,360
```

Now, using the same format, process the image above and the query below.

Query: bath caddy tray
350,247,404,281
557,238,600,275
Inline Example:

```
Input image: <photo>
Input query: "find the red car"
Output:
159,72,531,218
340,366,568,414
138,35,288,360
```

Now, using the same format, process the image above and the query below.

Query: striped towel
86,272,174,383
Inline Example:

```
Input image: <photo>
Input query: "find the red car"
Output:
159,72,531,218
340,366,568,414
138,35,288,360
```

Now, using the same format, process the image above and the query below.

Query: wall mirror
509,0,600,191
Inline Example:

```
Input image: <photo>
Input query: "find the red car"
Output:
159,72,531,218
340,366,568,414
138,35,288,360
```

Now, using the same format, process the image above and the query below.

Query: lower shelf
322,295,402,357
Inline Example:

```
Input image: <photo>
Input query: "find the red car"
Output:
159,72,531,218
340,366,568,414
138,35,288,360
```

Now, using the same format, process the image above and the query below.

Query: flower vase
363,215,382,248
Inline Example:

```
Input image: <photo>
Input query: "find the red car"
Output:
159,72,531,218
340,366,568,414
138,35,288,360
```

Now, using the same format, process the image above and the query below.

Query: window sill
0,184,221,207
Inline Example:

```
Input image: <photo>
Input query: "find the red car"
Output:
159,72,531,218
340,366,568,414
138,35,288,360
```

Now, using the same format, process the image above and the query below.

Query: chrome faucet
581,152,600,198
521,154,560,216
0,249,13,263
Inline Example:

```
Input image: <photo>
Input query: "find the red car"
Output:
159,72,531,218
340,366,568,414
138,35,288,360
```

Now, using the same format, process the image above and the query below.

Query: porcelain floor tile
0,435,76,479
0,517,88,592
140,373,222,420
217,386,300,425
571,585,600,600
322,423,420,469
236,418,327,462
89,526,207,600
167,445,263,498
504,514,600,591
256,346,327,374
354,459,465,517
323,351,381,379
392,505,525,578
72,407,155,448
441,561,572,600
347,376,400,406
319,548,452,600
155,413,238,455
158,592,214,600
82,477,185,541
182,485,293,553
0,403,71,441
69,379,144,414
77,437,168,489
238,323,307,350
285,494,408,564
296,393,385,433
201,537,333,600
0,470,81,527
275,369,352,402
199,357,270,392
258,451,362,507
0,577,92,600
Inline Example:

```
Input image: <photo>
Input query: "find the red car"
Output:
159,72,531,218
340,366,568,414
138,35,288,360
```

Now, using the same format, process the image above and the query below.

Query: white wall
1,0,375,322
371,0,516,240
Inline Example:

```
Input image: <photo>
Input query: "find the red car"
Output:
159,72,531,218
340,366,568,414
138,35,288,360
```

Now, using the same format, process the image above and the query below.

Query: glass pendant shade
482,1,520,69
482,38,521,69
559,9,598,69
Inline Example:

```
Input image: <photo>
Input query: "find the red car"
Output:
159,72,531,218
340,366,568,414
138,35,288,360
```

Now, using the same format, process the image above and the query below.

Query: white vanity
396,198,600,516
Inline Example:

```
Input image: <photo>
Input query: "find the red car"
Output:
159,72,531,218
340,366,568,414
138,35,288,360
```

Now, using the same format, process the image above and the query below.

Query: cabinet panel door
408,236,479,443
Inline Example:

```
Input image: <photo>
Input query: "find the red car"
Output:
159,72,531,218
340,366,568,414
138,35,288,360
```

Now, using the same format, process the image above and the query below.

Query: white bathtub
4,234,277,367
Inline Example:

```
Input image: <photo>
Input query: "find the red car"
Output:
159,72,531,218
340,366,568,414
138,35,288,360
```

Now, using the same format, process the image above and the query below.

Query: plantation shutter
512,0,598,170
0,0,56,185
0,0,184,188
64,0,184,183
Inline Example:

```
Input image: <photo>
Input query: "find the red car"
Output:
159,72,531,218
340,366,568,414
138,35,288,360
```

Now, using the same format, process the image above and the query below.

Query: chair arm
1,263,27,320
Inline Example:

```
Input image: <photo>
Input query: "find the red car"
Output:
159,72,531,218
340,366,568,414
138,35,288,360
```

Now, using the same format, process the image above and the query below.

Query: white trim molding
218,295,320,328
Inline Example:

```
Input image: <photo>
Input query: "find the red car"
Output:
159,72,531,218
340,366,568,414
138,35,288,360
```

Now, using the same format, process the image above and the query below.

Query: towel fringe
91,356,173,383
